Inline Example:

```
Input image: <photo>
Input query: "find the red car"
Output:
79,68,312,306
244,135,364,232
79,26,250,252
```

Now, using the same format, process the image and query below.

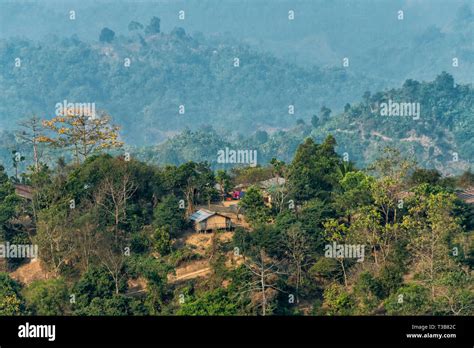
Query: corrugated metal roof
259,177,286,189
189,209,216,222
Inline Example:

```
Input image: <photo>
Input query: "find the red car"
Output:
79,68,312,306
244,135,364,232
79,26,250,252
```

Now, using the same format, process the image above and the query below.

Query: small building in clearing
14,184,33,200
456,188,474,204
258,177,286,205
189,209,232,233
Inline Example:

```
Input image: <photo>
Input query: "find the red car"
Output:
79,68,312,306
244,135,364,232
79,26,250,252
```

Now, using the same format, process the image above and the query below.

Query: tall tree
402,190,462,304
215,170,232,202
99,27,115,43
34,207,75,276
242,250,284,316
288,136,341,202
94,164,137,235
281,223,312,302
153,195,186,238
40,112,123,163
145,16,161,35
0,166,21,271
16,115,44,172
323,219,350,287
239,186,268,225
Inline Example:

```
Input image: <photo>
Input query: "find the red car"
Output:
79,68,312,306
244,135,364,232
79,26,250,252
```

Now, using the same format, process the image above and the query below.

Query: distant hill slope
1,0,472,85
318,72,473,174
138,73,473,175
1,27,383,144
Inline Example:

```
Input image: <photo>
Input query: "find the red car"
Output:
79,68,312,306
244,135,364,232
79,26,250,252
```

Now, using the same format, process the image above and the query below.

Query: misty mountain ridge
0,4,472,174
0,23,384,143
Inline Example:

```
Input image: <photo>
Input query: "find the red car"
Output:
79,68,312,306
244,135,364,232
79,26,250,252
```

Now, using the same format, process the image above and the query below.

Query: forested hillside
0,22,380,143
132,72,473,175
318,72,474,174
1,0,472,84
2,71,472,176
0,126,472,316
1,6,472,175
0,0,472,320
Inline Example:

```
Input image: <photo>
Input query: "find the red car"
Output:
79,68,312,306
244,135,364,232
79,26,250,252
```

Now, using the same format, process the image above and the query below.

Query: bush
384,284,431,315
23,278,69,315
177,288,237,315
322,283,354,315
0,273,25,315
99,28,115,43
168,246,202,267
353,272,381,314
153,227,172,255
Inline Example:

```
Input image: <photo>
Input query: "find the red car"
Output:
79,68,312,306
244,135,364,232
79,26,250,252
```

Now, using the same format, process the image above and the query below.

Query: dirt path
168,259,211,283
174,267,211,281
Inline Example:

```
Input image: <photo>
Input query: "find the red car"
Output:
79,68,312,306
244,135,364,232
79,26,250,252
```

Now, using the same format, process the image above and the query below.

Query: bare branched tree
281,224,312,303
35,211,75,276
16,115,44,172
241,250,286,316
94,171,137,237
97,234,128,295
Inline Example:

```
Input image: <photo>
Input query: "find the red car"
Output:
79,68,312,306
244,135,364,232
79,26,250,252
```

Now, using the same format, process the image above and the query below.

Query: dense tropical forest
0,1,472,317
2,66,474,176
2,0,473,84
1,8,472,174
0,18,381,142
135,71,473,174
0,111,472,315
